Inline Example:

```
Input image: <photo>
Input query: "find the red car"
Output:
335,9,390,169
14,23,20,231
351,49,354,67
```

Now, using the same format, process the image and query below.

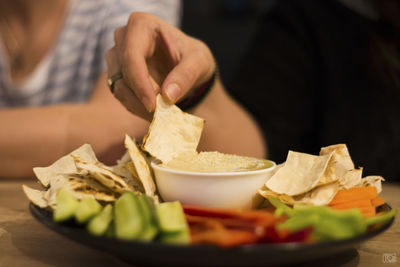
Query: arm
0,72,149,178
107,12,266,158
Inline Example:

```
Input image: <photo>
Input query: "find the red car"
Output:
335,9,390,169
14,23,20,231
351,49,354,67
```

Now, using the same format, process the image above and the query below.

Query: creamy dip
161,151,273,172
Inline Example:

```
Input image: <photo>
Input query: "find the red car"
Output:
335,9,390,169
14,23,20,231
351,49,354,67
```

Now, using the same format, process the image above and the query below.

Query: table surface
1,180,399,267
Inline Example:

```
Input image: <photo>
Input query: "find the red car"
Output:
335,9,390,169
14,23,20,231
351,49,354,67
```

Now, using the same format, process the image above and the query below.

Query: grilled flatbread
33,144,98,187
142,94,204,163
125,135,158,203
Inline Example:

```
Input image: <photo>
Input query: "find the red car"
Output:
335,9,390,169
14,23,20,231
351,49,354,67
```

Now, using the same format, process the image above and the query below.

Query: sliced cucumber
114,192,144,240
87,204,113,236
137,194,158,241
53,188,79,223
155,201,190,244
75,197,102,224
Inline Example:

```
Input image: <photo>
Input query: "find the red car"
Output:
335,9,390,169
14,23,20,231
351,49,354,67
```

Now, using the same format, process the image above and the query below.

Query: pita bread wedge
360,176,384,193
125,135,158,203
299,182,339,206
45,174,118,208
74,159,134,193
266,150,334,196
22,185,48,208
112,162,144,193
143,94,204,163
259,180,339,206
258,187,295,205
33,144,98,187
339,168,363,189
318,144,355,185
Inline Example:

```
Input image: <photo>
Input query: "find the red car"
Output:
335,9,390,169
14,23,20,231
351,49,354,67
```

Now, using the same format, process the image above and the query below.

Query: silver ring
108,72,123,93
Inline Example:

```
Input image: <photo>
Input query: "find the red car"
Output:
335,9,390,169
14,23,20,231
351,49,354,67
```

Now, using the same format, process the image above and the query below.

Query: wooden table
1,180,399,267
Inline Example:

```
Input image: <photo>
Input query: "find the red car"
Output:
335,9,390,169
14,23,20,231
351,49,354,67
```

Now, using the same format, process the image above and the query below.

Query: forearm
0,103,148,178
191,79,267,158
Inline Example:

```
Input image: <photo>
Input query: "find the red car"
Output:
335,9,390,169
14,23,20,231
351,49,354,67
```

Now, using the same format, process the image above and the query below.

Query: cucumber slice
114,192,144,240
137,194,158,241
156,201,188,233
159,230,190,244
155,201,190,244
75,197,102,224
87,204,113,236
53,188,79,223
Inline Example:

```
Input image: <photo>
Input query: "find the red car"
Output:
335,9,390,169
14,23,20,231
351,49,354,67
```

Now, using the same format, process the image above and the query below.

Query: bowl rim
150,159,276,177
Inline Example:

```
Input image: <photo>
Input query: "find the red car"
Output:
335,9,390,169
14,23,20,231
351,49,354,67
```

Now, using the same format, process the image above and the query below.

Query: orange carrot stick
360,206,376,217
329,198,372,209
329,186,378,205
371,196,385,207
330,204,376,217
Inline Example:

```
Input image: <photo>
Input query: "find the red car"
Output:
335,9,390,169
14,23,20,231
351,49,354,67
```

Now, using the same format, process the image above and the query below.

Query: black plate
30,203,394,267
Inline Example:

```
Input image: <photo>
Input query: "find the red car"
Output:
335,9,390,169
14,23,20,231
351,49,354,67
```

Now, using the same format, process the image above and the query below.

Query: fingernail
165,83,181,102
142,96,153,112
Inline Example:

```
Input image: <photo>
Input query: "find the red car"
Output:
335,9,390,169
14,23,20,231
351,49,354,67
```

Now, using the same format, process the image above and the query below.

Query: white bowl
151,160,276,210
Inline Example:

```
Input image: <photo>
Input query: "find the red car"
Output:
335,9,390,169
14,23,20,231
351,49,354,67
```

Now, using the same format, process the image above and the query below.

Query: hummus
161,151,273,172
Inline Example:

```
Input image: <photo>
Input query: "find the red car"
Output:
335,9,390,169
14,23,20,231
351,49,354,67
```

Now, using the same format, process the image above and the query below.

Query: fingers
107,12,216,117
162,41,215,103
113,79,153,121
119,13,161,112
106,46,152,121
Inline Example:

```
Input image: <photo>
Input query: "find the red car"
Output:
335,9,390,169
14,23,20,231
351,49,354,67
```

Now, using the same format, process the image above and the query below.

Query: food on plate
23,94,396,248
75,197,102,224
161,151,273,173
183,205,311,247
87,204,113,236
269,197,397,241
136,194,159,241
328,186,380,217
124,135,159,203
143,94,204,163
259,144,384,207
53,188,79,223
22,139,153,210
156,201,190,244
50,190,189,244
114,191,148,240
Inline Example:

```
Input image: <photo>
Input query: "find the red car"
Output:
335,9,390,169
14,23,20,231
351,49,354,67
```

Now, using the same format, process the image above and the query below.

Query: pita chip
143,94,204,163
319,144,355,185
125,135,159,203
22,185,48,208
266,150,334,196
44,174,118,208
33,144,98,187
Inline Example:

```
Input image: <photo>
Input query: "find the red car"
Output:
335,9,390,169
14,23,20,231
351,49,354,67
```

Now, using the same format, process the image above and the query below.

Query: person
0,0,180,178
106,12,266,162
107,0,400,183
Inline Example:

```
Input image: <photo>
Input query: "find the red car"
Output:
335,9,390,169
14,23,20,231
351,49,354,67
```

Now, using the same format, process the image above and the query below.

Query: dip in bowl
151,152,276,210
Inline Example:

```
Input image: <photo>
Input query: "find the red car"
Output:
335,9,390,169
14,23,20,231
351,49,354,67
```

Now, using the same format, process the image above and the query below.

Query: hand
106,12,216,120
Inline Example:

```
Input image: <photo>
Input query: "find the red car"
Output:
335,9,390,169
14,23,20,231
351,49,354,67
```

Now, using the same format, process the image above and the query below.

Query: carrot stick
371,196,385,207
329,186,378,205
360,206,376,217
329,198,372,209
330,204,376,217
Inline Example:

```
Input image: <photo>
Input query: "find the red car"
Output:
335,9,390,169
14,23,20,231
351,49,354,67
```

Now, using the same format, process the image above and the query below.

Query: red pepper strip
188,216,259,248
183,205,281,227
186,214,257,232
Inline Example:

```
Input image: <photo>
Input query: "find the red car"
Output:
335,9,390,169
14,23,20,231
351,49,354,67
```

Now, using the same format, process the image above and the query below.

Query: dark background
181,0,275,86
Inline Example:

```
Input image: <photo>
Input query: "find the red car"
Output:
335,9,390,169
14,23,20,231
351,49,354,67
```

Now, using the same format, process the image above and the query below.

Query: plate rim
29,202,395,253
